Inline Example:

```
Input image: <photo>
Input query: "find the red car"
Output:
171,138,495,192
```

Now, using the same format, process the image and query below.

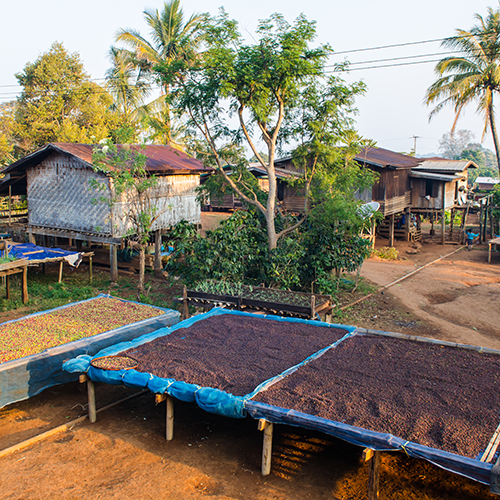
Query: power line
331,37,447,56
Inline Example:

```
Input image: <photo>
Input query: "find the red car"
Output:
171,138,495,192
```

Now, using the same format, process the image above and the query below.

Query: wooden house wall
280,184,306,213
369,168,411,216
27,155,113,234
410,178,457,210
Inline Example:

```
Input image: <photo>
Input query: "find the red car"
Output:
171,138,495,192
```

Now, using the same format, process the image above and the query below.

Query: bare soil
1,231,500,499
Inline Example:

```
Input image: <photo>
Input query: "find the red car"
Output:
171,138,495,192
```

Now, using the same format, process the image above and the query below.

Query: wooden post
480,203,484,244
371,218,376,249
310,295,316,320
389,214,394,247
405,208,410,241
490,206,494,241
21,266,28,304
5,274,10,299
110,244,118,282
182,285,189,320
367,450,381,500
8,185,11,226
166,395,174,441
258,419,274,476
89,255,93,284
450,208,454,239
87,379,97,424
484,198,489,242
154,229,162,278
58,260,63,283
441,208,445,245
28,230,35,244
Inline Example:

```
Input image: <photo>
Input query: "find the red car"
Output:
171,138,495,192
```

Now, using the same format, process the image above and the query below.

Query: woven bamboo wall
27,154,201,238
27,155,113,234
110,174,201,235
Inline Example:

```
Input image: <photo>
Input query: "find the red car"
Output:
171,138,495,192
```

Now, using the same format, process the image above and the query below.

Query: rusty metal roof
0,143,211,196
2,143,211,176
355,147,422,169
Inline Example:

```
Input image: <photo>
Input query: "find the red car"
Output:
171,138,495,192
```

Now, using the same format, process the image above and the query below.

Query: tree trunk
137,245,146,299
489,99,500,175
266,158,278,251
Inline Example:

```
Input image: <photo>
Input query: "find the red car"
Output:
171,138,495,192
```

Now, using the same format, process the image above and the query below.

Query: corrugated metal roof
410,171,462,182
413,159,477,172
2,143,211,177
247,164,300,179
475,176,499,184
355,146,422,169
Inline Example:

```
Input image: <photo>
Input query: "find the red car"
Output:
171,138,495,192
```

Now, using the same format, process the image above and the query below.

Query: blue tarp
63,308,355,419
0,294,180,408
4,243,84,266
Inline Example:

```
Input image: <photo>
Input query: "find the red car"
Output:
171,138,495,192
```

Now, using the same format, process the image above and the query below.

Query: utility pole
411,135,420,156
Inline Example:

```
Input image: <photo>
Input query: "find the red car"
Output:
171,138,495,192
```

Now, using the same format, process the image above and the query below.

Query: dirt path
360,241,500,350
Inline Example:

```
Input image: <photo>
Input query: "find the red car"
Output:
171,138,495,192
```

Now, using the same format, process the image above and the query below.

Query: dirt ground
1,227,500,499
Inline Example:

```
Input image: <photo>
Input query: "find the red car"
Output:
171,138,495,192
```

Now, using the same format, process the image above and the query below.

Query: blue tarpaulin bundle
5,243,83,267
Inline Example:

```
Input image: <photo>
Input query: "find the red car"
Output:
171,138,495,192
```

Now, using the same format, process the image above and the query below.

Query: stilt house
0,143,211,245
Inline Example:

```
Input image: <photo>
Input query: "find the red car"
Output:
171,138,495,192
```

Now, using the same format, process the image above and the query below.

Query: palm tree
425,6,500,173
115,0,204,144
105,47,150,120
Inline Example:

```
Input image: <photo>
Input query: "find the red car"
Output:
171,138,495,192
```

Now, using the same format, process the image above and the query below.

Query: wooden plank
28,226,122,245
481,421,500,463
0,258,29,272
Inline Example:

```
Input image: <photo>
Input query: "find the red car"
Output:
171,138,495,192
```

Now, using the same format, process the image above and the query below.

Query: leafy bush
165,209,371,293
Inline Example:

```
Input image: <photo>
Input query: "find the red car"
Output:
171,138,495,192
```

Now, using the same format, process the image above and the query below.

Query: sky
1,0,497,156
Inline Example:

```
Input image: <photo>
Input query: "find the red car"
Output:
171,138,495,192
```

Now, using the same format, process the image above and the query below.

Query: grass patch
371,246,399,260
0,266,181,319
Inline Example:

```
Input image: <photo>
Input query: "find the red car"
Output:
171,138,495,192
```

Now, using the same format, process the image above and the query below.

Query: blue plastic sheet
244,401,492,486
0,294,180,408
64,308,355,419
5,242,84,266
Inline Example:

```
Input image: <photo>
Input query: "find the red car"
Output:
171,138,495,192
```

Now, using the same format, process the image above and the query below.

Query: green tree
14,42,121,153
105,47,151,143
115,0,204,145
0,102,16,166
425,6,500,174
168,11,369,251
91,142,162,295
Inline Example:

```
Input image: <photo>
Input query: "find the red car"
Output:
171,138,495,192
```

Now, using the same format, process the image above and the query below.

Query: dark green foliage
165,209,370,294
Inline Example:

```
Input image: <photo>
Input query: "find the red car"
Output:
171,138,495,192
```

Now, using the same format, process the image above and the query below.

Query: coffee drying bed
63,309,500,493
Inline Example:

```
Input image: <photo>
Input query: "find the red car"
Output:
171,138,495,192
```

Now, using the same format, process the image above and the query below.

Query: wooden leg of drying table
89,256,93,284
166,395,174,441
58,260,63,283
258,419,274,476
367,450,381,500
5,274,10,300
22,266,28,304
87,379,97,423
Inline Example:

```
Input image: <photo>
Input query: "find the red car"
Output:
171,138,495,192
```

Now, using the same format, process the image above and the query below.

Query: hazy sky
1,0,497,155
